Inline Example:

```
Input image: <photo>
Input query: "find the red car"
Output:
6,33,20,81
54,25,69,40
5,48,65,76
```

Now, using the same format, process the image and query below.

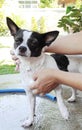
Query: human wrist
53,69,63,84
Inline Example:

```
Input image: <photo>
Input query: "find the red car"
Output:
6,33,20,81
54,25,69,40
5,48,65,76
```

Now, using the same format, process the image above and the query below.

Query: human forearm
55,70,82,91
30,68,82,95
46,31,82,55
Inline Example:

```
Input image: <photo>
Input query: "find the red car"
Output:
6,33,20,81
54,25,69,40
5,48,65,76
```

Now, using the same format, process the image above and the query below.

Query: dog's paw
68,97,76,103
62,109,69,120
22,119,33,128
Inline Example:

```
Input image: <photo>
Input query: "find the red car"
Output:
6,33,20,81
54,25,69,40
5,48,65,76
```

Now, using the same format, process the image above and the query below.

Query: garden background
0,0,82,74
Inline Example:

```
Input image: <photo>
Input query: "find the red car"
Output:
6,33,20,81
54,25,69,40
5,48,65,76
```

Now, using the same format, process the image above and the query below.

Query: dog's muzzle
19,46,27,56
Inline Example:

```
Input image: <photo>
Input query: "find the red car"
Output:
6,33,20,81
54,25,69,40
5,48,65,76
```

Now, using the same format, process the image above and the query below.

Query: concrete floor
0,74,82,130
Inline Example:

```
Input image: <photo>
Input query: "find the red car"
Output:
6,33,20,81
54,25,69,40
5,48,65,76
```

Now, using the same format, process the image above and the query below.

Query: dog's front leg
22,91,35,128
55,85,69,120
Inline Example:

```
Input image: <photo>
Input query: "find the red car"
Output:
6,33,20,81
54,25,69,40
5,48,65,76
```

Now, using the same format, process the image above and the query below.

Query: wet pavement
0,74,82,130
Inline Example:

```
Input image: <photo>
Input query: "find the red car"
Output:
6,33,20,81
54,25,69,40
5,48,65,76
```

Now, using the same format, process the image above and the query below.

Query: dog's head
6,17,59,57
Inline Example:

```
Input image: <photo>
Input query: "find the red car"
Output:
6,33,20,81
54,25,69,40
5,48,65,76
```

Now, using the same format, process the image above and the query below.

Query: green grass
0,42,18,75
0,64,18,75
0,59,18,75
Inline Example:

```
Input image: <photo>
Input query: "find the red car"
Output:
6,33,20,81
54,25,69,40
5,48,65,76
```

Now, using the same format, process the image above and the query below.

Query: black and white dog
6,17,81,127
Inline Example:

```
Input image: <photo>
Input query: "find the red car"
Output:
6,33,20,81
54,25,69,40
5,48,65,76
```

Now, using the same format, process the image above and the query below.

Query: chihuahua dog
6,17,70,127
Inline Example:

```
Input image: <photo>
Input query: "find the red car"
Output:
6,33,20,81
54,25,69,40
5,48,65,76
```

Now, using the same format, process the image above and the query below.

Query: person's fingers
12,55,19,61
39,93,45,96
32,88,44,96
15,59,20,64
32,89,38,95
15,64,20,72
10,50,19,61
10,50,20,72
10,50,15,55
30,81,38,90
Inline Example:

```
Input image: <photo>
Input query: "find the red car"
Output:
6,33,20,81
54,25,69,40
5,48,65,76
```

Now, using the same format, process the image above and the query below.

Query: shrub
38,16,46,33
31,16,46,33
10,13,27,29
31,17,38,32
0,13,27,36
58,5,82,33
0,11,8,36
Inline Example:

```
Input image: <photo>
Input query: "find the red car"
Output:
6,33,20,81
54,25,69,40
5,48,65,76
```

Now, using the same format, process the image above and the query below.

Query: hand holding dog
10,50,20,71
10,51,59,95
31,68,59,95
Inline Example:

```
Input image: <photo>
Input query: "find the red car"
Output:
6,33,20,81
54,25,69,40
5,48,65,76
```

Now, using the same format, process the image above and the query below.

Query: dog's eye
15,38,23,43
28,38,39,48
31,42,37,47
15,40,19,43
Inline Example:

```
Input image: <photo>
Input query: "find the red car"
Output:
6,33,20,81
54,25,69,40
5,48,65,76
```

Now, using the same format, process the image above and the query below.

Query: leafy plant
0,0,4,8
31,16,46,33
58,5,82,33
38,16,46,33
39,0,55,8
0,11,8,36
31,17,38,32
0,13,27,36
10,14,27,28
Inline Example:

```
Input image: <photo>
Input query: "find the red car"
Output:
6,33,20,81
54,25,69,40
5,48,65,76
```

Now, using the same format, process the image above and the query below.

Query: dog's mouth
18,52,27,57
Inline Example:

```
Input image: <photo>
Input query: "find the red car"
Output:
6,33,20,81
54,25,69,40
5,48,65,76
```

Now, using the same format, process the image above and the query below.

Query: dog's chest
19,61,35,88
19,56,45,88
19,54,58,88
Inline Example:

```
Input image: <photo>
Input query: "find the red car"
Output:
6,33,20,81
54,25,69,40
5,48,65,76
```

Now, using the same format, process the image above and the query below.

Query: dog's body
6,17,81,128
52,54,82,102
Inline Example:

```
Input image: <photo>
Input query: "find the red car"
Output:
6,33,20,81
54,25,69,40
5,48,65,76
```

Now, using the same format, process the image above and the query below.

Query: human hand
31,68,59,95
10,50,20,71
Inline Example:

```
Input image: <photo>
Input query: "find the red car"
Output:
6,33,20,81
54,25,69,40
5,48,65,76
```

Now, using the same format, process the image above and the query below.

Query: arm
56,70,82,91
46,31,82,55
31,69,82,95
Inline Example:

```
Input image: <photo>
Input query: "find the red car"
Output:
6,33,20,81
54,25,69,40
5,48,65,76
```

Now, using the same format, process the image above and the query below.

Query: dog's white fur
67,55,82,102
11,30,82,128
7,20,82,127
13,31,69,127
19,54,69,127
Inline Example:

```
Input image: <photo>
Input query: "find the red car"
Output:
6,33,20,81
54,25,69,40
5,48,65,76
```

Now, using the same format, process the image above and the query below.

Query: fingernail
10,50,15,55
32,89,38,95
39,93,44,96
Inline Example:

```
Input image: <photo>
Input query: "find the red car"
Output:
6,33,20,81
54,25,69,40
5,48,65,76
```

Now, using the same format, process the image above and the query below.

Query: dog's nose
19,46,27,53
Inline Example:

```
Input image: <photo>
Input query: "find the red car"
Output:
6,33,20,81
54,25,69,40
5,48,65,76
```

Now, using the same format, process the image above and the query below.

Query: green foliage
0,11,8,36
31,17,38,31
58,5,82,33
10,14,27,28
39,0,55,8
38,16,46,33
75,0,82,8
0,13,27,36
0,0,4,8
31,16,46,33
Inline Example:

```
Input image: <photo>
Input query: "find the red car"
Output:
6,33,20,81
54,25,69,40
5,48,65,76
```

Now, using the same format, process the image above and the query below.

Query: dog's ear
6,17,20,36
42,31,59,46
